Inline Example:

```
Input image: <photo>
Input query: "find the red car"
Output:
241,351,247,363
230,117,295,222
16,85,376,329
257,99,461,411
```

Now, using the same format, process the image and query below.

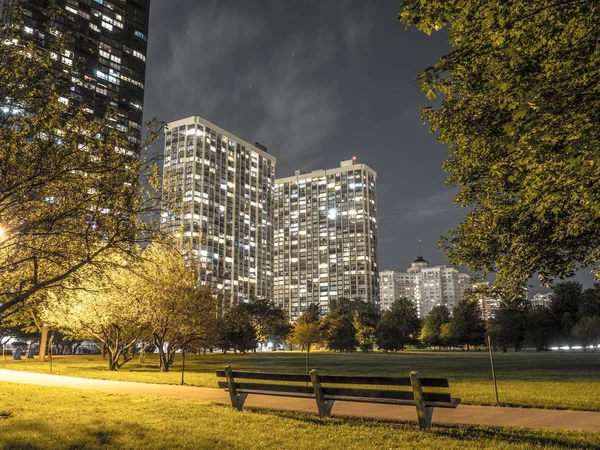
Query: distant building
380,257,471,318
469,282,501,320
274,158,379,321
531,292,552,308
161,116,276,305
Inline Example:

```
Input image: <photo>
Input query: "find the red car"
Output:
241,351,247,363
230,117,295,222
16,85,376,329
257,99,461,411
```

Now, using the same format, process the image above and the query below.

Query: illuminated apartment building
0,0,150,143
274,159,379,320
161,116,275,304
380,257,471,318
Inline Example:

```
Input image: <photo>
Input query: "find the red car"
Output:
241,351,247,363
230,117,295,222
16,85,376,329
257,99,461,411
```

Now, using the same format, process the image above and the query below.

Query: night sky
142,0,593,292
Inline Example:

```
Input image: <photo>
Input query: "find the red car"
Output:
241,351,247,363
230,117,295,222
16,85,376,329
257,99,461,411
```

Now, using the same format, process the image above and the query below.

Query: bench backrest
216,368,453,404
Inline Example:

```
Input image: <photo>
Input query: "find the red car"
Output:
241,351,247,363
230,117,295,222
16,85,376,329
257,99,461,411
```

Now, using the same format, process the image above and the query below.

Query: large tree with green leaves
131,244,217,372
420,305,450,348
375,297,421,352
0,28,162,318
450,299,486,350
400,1,600,299
42,255,150,371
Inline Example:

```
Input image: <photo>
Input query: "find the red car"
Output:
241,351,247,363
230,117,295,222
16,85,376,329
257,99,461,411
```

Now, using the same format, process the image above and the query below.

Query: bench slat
425,398,461,408
216,370,310,383
418,378,450,388
324,395,416,406
321,387,414,401
422,392,452,403
231,389,316,399
318,375,412,386
233,382,314,395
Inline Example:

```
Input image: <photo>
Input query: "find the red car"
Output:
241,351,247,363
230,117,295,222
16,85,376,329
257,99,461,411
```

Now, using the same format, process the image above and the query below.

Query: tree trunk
38,324,49,362
101,343,106,359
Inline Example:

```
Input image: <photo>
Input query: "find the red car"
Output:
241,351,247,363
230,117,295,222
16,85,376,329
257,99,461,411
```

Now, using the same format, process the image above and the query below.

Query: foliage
217,303,257,353
301,303,322,324
352,301,380,352
487,304,527,352
572,316,600,351
450,299,485,350
375,297,420,351
525,307,556,352
246,298,292,348
420,305,450,348
550,281,583,347
129,243,217,372
400,1,600,299
322,314,358,352
0,27,163,318
580,285,600,319
41,255,149,370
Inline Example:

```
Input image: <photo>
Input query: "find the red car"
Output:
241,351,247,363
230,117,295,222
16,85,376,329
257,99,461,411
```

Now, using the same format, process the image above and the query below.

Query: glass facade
162,116,275,304
274,160,379,321
1,0,149,144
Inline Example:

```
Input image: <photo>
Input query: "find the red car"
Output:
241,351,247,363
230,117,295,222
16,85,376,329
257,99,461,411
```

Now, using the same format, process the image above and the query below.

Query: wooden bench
216,366,460,429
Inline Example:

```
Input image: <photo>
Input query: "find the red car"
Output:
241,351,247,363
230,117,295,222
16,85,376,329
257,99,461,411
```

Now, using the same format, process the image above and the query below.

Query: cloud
379,187,463,225
143,1,375,175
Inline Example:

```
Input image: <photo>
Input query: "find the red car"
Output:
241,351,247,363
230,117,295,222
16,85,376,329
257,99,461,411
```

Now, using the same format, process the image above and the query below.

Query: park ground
1,350,600,411
1,382,600,449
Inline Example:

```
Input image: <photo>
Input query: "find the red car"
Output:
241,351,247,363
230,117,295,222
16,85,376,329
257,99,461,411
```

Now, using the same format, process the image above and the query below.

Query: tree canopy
399,1,600,299
0,28,163,318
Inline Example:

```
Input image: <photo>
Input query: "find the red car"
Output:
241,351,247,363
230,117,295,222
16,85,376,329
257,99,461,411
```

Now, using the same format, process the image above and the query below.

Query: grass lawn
2,350,600,411
0,382,599,450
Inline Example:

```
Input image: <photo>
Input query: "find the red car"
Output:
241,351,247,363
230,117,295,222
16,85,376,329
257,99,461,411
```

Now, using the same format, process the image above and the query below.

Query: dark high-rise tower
0,0,150,144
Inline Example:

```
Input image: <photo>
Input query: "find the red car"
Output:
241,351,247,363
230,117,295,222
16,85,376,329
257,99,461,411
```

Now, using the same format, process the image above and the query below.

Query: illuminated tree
0,27,163,317
42,257,150,371
400,1,600,298
134,244,217,372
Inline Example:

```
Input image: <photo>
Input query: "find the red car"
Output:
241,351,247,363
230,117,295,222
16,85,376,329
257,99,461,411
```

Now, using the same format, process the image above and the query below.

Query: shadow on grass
242,406,598,449
0,417,123,450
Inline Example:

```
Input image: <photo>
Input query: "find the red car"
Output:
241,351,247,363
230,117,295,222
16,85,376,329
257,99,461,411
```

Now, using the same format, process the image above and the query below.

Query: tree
487,304,527,352
0,27,163,318
42,256,149,371
451,299,485,350
219,303,257,354
132,244,217,372
420,305,450,348
322,314,358,352
399,1,600,299
301,303,322,324
375,298,420,352
572,317,600,351
525,306,556,352
352,301,380,352
246,298,292,349
550,281,583,347
580,285,600,319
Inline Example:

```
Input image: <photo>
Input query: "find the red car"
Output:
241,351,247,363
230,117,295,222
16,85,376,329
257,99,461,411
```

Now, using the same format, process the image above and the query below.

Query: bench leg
310,369,335,417
233,393,248,410
224,365,248,410
410,371,434,429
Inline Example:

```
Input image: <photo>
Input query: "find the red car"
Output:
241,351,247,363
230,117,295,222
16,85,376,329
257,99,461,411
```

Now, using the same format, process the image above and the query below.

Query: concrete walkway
1,369,599,432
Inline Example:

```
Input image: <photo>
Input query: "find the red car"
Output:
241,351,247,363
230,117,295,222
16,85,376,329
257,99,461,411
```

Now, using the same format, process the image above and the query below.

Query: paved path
1,369,599,432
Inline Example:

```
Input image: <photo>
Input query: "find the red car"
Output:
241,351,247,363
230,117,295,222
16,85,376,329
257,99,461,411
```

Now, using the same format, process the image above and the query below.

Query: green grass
0,382,598,449
2,350,600,411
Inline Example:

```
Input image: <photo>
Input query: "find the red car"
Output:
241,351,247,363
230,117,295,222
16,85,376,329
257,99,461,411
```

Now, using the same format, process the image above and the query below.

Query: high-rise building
380,257,471,318
274,159,379,321
1,0,150,143
161,116,276,304
530,292,552,308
